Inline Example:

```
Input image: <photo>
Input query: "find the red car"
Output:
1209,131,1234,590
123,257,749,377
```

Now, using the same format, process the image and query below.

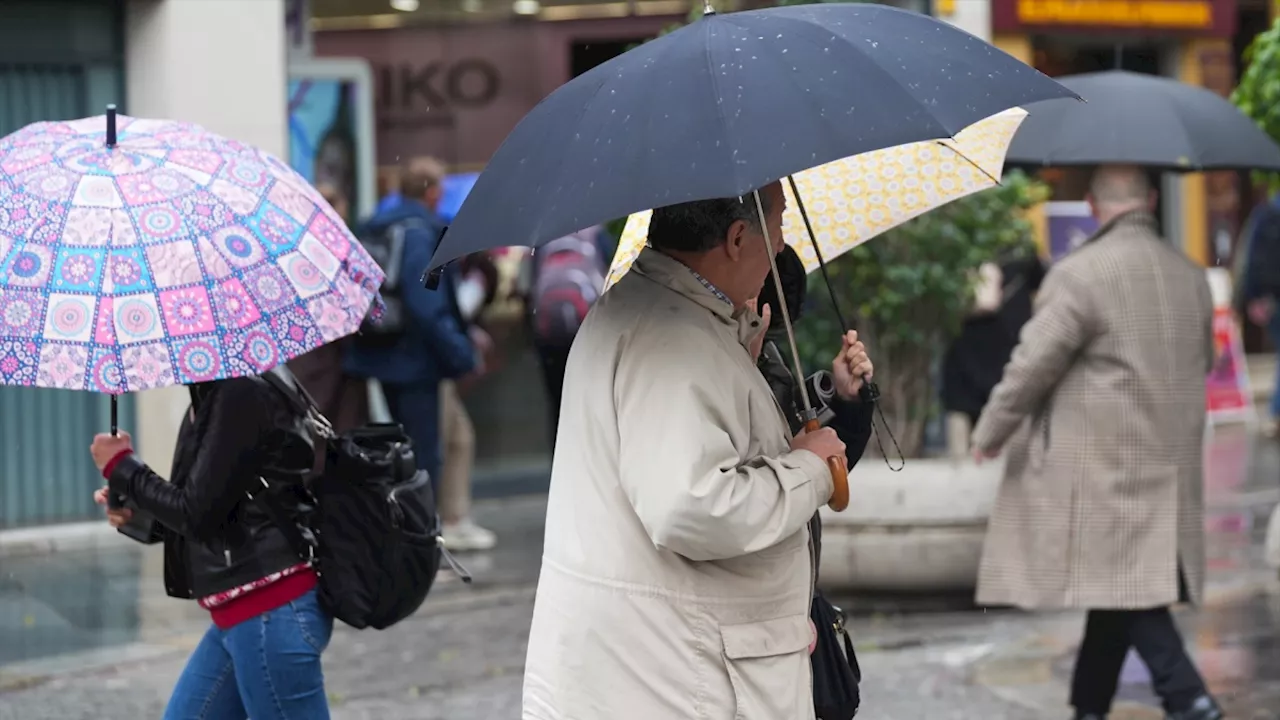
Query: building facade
0,0,288,527
0,0,133,528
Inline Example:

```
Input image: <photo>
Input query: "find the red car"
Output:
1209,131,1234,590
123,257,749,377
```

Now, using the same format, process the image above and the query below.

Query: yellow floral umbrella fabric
603,108,1028,291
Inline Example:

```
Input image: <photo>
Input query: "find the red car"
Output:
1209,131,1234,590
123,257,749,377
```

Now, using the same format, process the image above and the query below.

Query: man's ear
723,219,748,262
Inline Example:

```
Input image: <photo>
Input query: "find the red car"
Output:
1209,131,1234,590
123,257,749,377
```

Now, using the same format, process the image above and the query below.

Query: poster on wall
1046,201,1097,262
1204,268,1254,425
287,58,377,222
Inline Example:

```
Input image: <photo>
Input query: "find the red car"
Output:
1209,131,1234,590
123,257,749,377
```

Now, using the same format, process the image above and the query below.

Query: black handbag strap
250,367,327,565
247,474,316,566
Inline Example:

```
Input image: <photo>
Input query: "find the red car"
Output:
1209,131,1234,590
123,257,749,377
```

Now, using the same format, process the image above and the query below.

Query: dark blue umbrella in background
428,1,1076,270
1004,70,1280,172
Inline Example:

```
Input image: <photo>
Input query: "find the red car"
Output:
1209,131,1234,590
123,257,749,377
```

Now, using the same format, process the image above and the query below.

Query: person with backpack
345,157,478,494
89,376,332,719
288,182,370,434
524,226,610,447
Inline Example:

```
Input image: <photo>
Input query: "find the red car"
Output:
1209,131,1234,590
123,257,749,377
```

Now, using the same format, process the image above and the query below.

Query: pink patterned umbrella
0,108,384,425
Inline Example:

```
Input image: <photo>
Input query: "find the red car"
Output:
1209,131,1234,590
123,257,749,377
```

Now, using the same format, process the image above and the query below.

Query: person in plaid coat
971,165,1222,720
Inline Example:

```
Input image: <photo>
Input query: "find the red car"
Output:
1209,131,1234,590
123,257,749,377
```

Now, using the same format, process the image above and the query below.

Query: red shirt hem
207,569,318,630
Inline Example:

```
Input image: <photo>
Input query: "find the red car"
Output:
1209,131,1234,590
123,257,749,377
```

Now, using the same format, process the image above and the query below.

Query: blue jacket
344,200,477,386
1242,195,1280,306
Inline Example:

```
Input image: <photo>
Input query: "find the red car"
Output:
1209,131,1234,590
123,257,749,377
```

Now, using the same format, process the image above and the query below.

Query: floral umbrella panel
604,108,1028,290
0,114,383,393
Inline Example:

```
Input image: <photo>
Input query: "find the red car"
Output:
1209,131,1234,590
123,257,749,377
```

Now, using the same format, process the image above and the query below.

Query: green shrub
1232,18,1280,191
793,171,1048,456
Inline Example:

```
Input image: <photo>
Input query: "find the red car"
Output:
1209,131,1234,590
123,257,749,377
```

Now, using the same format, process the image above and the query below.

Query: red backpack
531,228,607,348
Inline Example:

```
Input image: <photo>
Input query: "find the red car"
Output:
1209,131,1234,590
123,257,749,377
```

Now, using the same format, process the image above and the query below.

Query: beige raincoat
522,249,832,720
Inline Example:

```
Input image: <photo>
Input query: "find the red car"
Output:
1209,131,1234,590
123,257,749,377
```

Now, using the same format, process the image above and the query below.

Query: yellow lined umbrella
604,108,1029,290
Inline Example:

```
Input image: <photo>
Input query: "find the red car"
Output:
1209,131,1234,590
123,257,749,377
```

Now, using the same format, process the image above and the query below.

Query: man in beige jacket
523,182,850,720
972,166,1221,720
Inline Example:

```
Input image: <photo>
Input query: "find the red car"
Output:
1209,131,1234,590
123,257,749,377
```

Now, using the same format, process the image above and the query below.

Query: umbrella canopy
1004,70,1280,172
428,2,1075,270
603,108,1029,290
0,112,384,394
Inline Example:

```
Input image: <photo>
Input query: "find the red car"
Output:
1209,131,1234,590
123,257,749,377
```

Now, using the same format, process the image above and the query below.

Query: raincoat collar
632,248,766,347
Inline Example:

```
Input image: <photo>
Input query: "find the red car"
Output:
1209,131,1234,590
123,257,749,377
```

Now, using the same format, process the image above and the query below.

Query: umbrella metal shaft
752,190,813,417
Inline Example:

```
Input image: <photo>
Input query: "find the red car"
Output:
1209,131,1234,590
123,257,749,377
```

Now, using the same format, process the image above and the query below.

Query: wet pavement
0,425,1277,718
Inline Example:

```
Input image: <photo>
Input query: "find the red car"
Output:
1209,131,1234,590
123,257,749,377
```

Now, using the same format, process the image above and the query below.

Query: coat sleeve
615,327,833,562
972,265,1097,453
829,396,873,468
107,379,269,544
400,227,477,379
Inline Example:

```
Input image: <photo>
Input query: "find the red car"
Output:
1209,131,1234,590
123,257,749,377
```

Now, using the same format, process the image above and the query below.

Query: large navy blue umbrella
1005,70,1280,172
428,2,1075,269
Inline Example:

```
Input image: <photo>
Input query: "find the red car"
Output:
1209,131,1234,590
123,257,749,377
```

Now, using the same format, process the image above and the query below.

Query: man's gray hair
1089,165,1152,209
648,192,773,253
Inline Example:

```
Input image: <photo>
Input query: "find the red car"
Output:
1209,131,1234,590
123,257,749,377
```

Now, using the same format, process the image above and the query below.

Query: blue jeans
163,589,333,720
383,381,442,495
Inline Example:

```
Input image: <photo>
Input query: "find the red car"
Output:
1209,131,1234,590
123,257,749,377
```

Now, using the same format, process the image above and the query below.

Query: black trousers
1070,606,1208,715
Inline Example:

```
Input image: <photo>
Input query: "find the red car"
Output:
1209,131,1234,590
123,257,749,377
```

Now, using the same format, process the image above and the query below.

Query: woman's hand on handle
93,487,133,528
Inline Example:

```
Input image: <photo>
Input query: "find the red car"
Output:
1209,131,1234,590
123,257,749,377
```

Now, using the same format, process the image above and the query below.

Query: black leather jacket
108,374,317,600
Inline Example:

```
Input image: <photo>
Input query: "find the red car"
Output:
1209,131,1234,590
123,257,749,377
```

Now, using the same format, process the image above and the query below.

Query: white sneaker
441,518,498,552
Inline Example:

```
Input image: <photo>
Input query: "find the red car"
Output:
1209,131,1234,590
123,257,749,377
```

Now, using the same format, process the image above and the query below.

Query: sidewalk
2,482,1278,719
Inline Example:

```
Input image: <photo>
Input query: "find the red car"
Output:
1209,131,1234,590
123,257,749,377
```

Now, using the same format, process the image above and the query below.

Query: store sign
316,23,544,167
379,60,501,115
993,0,1235,37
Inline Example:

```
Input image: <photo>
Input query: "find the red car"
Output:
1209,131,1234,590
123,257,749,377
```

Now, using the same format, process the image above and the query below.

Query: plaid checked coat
971,212,1214,610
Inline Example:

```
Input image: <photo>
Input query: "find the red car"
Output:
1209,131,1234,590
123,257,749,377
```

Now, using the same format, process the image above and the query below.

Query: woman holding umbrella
749,244,873,719
0,106,387,719
90,371,333,719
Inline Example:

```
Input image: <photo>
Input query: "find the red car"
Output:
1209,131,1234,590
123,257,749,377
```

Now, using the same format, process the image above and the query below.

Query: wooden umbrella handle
804,419,849,512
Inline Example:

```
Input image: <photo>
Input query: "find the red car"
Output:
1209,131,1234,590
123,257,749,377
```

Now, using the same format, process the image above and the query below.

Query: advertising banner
287,59,377,221
1046,201,1097,262
1204,268,1254,424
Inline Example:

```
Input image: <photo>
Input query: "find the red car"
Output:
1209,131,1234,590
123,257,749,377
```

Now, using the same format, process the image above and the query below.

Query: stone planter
817,456,1005,592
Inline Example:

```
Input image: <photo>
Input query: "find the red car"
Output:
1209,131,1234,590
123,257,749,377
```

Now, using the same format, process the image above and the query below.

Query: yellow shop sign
1016,0,1214,29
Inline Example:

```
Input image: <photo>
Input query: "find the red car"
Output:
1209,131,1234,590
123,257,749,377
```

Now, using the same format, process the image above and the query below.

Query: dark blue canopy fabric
1005,70,1280,173
430,3,1076,269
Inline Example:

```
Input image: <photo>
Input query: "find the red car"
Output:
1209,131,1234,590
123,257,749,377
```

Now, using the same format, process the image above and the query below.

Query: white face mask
455,272,487,321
